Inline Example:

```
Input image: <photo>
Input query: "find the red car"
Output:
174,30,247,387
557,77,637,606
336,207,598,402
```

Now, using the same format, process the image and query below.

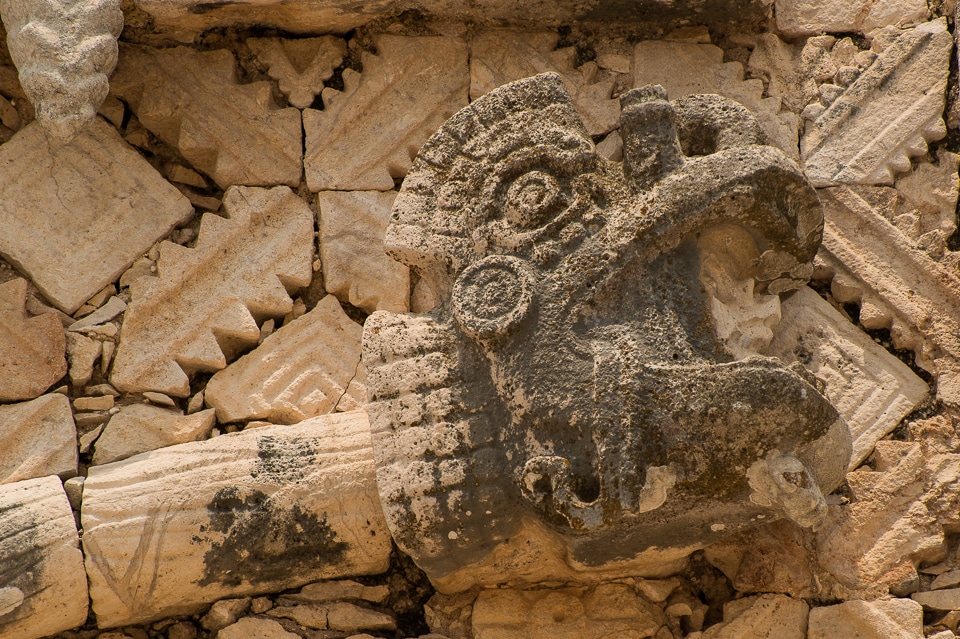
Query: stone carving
303,34,468,191
82,411,391,627
111,186,314,397
0,476,89,639
248,37,346,109
801,19,951,187
362,73,851,591
0,0,123,141
0,119,193,314
470,30,619,136
775,0,929,37
0,278,66,401
204,294,367,424
111,44,303,188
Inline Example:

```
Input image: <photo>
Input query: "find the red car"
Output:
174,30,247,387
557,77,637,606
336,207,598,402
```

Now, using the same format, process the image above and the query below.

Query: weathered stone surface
633,38,799,158
471,585,663,639
204,294,366,424
801,20,951,187
816,442,960,598
0,0,122,140
0,278,66,401
218,617,299,639
365,73,850,592
470,30,618,136
303,35,468,191
702,594,808,639
82,411,391,627
111,44,302,189
914,588,960,610
284,580,389,605
893,152,960,261
0,394,76,484
766,286,928,468
200,597,250,632
248,37,346,109
0,119,193,313
775,0,929,36
817,186,960,405
91,404,216,466
65,332,101,388
69,296,126,333
317,191,410,314
807,598,923,639
0,476,88,639
111,186,314,397
327,602,396,632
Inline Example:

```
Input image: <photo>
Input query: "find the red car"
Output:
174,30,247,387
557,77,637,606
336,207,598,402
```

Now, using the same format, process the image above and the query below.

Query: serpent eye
504,171,562,229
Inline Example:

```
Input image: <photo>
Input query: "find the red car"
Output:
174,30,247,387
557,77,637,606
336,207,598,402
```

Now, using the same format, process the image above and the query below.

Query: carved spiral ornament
452,254,535,340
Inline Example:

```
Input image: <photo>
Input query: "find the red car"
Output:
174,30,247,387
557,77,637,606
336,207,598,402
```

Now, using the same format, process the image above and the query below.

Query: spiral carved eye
452,255,536,340
504,171,562,229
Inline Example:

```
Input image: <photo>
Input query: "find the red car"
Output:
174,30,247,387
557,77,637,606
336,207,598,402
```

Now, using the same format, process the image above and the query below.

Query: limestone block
914,588,960,610
633,38,799,158
65,332,101,388
0,394,76,484
248,37,346,109
285,580,389,604
81,411,391,627
471,585,664,639
0,0,123,140
765,286,928,468
200,597,250,632
91,404,216,465
817,186,960,405
111,186,314,397
317,191,410,313
470,30,618,136
775,0,928,36
303,35,468,191
702,594,808,639
0,278,66,401
0,476,88,639
111,44,302,188
801,20,951,187
204,294,366,424
218,618,299,639
807,598,923,639
0,119,193,314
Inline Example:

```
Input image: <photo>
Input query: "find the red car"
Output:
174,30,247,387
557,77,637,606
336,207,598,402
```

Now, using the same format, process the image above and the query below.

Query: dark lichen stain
194,486,349,587
251,435,318,483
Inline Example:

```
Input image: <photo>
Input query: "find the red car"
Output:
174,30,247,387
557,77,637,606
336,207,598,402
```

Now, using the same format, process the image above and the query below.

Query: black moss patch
251,435,318,483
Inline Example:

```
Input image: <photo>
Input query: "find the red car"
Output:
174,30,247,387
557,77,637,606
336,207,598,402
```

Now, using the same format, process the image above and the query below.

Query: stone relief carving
362,72,852,591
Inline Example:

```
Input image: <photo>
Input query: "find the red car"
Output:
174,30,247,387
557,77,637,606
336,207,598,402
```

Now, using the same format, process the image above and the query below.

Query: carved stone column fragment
81,411,391,628
0,476,88,639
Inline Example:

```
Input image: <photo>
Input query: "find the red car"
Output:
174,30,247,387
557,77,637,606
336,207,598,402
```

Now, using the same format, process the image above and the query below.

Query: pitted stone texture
0,394,76,484
0,278,66,401
82,411,391,627
807,598,923,639
471,585,664,639
0,0,123,140
470,30,619,136
0,119,193,314
110,186,314,398
364,73,849,592
0,476,88,639
111,44,302,189
318,191,410,314
766,286,928,469
776,0,929,37
91,404,216,465
701,595,808,639
892,152,960,261
801,19,951,187
204,294,367,424
304,35,468,191
249,37,346,109
633,38,799,158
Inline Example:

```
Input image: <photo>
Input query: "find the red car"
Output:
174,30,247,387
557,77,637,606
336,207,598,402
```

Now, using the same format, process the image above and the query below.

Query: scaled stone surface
111,186,314,397
0,476,88,639
0,394,77,484
82,411,391,627
303,34,468,191
91,404,216,465
363,73,851,592
0,119,193,314
204,294,367,424
317,191,410,313
801,19,951,187
111,44,303,188
0,0,123,140
0,278,66,401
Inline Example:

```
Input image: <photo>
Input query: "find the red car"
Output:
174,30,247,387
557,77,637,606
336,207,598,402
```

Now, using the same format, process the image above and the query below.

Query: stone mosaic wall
1,1,960,638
